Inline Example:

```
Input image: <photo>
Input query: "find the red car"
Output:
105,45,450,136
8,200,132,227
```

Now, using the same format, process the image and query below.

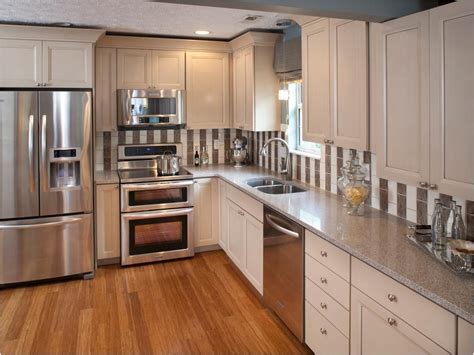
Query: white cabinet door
430,1,474,200
351,287,450,355
372,11,430,187
226,199,245,269
330,19,368,151
117,49,152,89
218,179,228,251
243,211,263,294
233,47,249,130
96,184,120,260
302,19,330,144
0,39,42,87
194,178,219,248
95,47,117,132
152,50,185,90
458,318,474,355
42,41,93,88
186,51,230,129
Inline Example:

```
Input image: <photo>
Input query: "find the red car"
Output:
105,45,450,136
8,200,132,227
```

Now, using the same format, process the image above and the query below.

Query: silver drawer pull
387,317,397,326
320,277,327,284
320,302,327,309
387,294,397,302
320,328,327,335
320,250,328,257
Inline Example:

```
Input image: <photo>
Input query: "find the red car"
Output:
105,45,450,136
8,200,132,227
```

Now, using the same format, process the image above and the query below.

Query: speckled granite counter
188,165,474,323
95,170,119,184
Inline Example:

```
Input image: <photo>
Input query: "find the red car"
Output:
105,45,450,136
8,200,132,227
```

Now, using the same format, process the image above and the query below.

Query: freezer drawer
0,214,93,285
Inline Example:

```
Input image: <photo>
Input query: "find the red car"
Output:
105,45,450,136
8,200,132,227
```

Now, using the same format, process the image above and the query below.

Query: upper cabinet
95,47,117,132
186,51,230,129
372,1,474,199
231,32,281,132
302,18,368,150
0,25,102,88
116,49,185,90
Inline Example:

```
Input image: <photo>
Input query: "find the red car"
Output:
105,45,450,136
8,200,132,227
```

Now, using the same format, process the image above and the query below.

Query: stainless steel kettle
157,151,182,175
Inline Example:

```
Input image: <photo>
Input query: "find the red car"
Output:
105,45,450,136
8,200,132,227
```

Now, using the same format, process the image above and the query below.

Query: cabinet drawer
351,257,456,353
305,300,349,355
305,230,350,281
226,184,263,222
305,255,350,309
305,277,349,337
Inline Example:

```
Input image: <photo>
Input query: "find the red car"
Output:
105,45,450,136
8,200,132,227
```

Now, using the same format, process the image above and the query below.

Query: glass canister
337,151,360,208
342,163,370,216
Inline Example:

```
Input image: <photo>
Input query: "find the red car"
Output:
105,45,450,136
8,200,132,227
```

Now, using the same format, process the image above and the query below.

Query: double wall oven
118,144,194,266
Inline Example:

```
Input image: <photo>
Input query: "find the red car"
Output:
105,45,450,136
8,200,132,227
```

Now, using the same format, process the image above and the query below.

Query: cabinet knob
320,277,327,284
42,83,48,86
419,181,428,188
320,328,327,335
320,250,328,257
428,184,438,190
387,293,397,302
320,302,327,309
387,317,397,326
36,82,41,87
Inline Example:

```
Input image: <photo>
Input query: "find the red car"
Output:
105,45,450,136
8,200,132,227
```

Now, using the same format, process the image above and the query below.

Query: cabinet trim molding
0,24,104,43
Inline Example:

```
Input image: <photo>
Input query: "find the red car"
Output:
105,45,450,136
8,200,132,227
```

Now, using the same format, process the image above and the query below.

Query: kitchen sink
245,177,306,194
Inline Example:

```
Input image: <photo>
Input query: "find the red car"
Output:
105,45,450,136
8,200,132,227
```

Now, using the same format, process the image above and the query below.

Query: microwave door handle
41,114,48,192
28,114,35,193
265,214,300,239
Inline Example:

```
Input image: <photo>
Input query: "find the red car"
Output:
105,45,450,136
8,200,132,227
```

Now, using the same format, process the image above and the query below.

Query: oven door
121,208,194,265
121,180,194,212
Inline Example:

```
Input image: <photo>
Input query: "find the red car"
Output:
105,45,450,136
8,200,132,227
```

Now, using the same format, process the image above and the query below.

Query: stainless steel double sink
246,177,306,194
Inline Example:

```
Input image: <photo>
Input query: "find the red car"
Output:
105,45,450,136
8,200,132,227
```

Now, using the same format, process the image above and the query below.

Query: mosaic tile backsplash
96,129,473,238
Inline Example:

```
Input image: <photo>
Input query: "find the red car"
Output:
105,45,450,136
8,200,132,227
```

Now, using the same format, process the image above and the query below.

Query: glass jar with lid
342,162,370,216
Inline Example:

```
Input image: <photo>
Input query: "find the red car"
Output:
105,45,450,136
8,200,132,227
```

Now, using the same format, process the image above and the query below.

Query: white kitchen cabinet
429,1,474,200
95,47,117,132
458,318,474,355
95,184,120,261
117,49,152,89
243,211,263,294
193,178,219,248
186,51,230,129
152,50,185,90
351,286,450,355
218,179,228,251
226,199,246,269
231,32,280,132
0,39,42,87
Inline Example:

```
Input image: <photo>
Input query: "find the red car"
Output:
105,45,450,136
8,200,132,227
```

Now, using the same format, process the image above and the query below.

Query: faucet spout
259,137,291,177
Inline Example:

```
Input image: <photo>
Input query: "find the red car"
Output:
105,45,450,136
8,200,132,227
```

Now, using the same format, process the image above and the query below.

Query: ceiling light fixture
195,30,210,35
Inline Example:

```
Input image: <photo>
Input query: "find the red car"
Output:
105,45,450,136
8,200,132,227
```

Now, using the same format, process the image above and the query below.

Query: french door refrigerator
0,90,94,285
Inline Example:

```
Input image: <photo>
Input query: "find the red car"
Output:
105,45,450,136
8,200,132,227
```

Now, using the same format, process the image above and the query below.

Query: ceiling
0,0,299,39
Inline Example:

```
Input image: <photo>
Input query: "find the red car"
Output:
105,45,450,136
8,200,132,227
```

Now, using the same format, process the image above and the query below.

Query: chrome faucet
259,137,291,177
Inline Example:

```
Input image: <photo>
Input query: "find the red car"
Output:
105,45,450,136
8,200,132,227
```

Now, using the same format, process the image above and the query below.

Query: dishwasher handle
265,214,300,239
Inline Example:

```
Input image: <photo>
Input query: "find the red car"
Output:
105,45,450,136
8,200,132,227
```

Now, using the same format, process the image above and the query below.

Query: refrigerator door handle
0,216,83,230
41,114,48,192
28,114,35,193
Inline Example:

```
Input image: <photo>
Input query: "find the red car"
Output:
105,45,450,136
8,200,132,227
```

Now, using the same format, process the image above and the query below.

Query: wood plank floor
0,250,310,354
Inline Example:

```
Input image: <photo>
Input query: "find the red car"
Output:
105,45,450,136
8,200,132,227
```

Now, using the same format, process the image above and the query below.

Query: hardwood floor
0,251,310,354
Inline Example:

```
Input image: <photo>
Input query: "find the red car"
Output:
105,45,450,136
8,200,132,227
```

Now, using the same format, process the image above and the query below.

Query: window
285,81,321,157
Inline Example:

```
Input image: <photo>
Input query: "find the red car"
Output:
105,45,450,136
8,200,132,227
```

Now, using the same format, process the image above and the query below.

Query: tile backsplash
96,129,473,238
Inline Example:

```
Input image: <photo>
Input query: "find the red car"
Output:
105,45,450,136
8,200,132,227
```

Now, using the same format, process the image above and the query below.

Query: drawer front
305,277,349,337
226,184,263,222
305,229,350,281
351,257,456,353
305,255,350,309
305,300,349,355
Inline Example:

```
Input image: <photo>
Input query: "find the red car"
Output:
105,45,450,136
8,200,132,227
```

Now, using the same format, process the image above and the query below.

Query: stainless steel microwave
117,89,185,129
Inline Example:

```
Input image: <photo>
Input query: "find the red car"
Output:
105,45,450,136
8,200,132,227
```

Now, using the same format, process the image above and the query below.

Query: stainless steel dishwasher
263,206,304,342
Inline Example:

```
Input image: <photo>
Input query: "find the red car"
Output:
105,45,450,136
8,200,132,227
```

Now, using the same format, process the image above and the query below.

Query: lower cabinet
95,183,120,261
193,178,219,248
458,318,474,355
218,179,228,251
350,286,450,355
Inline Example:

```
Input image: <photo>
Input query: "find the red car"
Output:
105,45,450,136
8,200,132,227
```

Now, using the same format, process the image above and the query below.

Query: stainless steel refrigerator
0,90,94,285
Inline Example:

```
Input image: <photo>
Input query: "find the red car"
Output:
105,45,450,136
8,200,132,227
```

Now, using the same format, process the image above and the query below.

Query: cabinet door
226,199,245,269
243,46,255,131
302,19,330,144
42,41,93,88
95,47,117,132
117,49,152,89
96,184,120,260
186,51,230,129
458,318,474,355
330,19,368,150
372,12,430,187
430,1,474,200
351,287,450,355
218,180,228,251
243,212,263,294
194,178,219,248
233,48,247,129
152,50,185,90
0,39,42,87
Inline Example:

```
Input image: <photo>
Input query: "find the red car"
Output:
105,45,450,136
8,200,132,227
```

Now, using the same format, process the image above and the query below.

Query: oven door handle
122,180,194,191
122,208,194,220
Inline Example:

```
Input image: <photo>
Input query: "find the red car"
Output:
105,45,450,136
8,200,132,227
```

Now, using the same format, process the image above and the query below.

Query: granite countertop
187,165,474,323
95,170,119,184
